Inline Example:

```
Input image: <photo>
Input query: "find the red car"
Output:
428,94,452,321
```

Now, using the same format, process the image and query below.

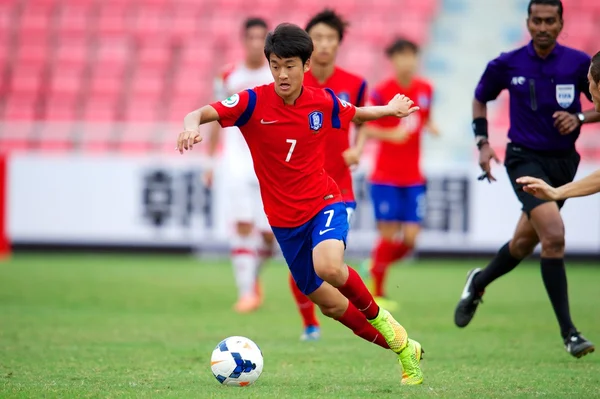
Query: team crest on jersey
556,84,575,109
221,94,240,108
418,94,430,109
338,92,350,103
308,111,323,132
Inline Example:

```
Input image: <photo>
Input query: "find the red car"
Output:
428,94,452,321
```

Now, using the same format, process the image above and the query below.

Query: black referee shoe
454,268,484,328
565,331,595,358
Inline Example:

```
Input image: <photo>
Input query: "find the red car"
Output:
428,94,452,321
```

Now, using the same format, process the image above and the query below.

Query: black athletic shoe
565,331,595,358
454,268,484,328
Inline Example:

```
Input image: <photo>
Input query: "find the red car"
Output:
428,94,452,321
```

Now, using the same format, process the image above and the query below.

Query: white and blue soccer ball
210,336,263,386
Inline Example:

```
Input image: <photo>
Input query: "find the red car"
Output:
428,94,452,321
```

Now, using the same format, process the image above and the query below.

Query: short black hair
385,38,419,58
244,17,268,32
527,0,563,19
305,9,348,41
264,23,314,65
591,51,600,85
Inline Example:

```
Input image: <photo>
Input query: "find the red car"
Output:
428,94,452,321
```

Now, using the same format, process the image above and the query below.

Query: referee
454,0,600,358
518,51,600,200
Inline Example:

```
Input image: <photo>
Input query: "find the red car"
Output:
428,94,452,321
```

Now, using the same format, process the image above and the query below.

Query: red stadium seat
130,5,167,40
123,98,161,121
167,95,201,121
54,36,90,66
82,97,118,122
18,2,55,36
129,69,166,97
44,94,79,120
137,43,172,69
13,36,48,65
55,2,93,37
95,2,129,36
9,66,44,95
2,94,38,120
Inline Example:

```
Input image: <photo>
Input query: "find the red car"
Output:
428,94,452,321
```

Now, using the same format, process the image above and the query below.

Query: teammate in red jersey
177,24,424,385
363,39,439,310
286,9,368,342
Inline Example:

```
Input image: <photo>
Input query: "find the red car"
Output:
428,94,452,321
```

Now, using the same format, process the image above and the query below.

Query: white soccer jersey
214,62,273,179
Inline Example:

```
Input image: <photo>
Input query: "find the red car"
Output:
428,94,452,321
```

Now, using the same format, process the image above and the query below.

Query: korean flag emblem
308,111,323,132
338,92,350,103
556,84,575,109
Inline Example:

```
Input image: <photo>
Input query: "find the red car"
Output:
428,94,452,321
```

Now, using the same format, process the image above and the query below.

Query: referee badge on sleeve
556,84,575,109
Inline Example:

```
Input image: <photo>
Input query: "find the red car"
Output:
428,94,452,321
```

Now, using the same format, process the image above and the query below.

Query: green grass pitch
1,253,599,398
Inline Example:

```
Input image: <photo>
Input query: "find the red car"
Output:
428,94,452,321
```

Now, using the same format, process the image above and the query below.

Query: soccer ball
210,336,263,386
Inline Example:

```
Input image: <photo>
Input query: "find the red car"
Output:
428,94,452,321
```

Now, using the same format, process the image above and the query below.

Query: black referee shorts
504,142,580,217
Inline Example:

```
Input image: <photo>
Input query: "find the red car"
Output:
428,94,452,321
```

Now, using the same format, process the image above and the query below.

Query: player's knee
318,302,346,319
236,222,254,236
540,231,565,255
509,236,537,259
377,222,400,241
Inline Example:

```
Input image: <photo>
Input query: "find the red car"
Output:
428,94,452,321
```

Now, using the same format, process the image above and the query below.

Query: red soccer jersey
211,83,357,228
304,67,367,203
368,77,433,186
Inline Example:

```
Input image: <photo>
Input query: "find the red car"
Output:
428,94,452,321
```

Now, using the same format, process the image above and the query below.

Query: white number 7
324,210,335,227
285,139,297,162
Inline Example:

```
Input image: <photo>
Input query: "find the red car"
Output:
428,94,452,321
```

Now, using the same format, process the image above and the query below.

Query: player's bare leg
455,212,537,326
312,239,423,384
232,221,261,313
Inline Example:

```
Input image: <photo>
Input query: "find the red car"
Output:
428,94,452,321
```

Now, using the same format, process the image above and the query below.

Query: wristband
472,117,488,138
476,138,489,150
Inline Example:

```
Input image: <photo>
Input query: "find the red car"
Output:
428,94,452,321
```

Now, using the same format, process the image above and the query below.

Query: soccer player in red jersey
177,24,424,385
287,9,368,342
363,39,438,309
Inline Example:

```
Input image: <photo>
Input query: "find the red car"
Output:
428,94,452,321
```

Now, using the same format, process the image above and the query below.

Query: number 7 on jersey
285,139,297,162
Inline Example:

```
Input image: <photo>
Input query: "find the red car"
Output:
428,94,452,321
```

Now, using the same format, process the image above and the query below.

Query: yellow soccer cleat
368,309,408,354
399,339,424,385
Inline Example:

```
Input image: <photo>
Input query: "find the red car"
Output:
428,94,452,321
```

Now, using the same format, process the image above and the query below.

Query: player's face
390,50,418,81
269,54,309,100
527,4,563,50
589,66,600,113
308,23,340,65
244,26,268,63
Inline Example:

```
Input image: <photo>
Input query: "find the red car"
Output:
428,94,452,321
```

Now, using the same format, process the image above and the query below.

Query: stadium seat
54,37,90,66
130,5,167,40
18,2,54,36
55,2,93,37
137,43,172,69
129,69,166,97
13,36,48,66
167,95,201,121
2,94,38,120
9,66,44,95
95,2,129,36
44,94,79,121
123,98,161,122
82,97,119,122
48,69,83,97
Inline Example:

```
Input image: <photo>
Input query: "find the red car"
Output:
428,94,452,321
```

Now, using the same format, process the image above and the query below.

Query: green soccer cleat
399,339,424,385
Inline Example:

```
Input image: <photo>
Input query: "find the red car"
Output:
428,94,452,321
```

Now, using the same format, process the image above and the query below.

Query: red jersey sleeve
324,88,356,130
210,89,256,128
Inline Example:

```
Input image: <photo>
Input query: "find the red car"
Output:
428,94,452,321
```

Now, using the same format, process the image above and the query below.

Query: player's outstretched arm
517,170,600,200
177,105,220,154
362,125,409,143
352,94,419,124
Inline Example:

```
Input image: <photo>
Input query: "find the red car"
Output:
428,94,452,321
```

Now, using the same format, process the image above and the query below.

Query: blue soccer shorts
370,183,426,223
345,200,357,225
271,202,349,296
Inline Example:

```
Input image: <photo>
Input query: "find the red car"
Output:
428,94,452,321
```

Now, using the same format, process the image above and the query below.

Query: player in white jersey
205,17,275,313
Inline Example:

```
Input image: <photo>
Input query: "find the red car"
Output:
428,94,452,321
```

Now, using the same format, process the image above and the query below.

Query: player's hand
388,94,420,118
387,126,410,143
516,176,560,201
342,147,361,167
553,111,580,135
478,143,500,182
426,120,441,136
176,130,202,154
